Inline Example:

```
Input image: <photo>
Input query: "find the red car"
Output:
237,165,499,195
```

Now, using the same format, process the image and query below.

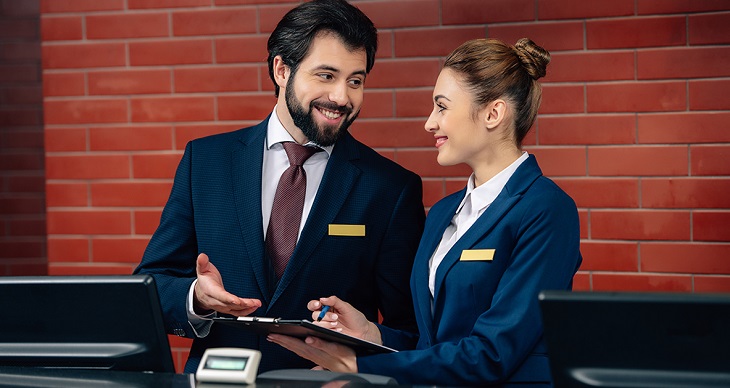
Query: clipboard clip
245,316,281,323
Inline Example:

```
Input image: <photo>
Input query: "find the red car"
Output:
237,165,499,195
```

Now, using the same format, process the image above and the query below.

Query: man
134,0,425,374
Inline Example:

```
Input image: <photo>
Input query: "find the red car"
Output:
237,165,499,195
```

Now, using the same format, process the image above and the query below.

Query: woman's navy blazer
358,155,582,386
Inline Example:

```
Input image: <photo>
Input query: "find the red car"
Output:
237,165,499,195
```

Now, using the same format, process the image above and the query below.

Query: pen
316,305,330,322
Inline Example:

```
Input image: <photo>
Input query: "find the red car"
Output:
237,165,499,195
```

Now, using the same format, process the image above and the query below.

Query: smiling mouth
316,106,344,121
435,136,447,148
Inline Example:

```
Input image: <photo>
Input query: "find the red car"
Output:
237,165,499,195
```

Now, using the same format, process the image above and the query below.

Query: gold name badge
460,249,495,261
328,224,366,237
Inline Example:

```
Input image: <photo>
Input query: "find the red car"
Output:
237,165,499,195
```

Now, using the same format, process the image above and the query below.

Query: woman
268,38,582,386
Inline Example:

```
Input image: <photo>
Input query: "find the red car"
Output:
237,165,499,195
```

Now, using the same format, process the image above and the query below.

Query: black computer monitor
0,274,175,373
539,290,730,388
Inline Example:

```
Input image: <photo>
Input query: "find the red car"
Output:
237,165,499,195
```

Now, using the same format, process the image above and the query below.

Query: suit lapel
232,119,271,304
268,132,362,309
431,155,543,316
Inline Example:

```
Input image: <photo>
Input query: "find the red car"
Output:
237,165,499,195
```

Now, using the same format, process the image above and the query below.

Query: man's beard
285,76,359,147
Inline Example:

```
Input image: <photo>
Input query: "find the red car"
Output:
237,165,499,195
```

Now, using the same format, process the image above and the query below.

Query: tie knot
283,142,320,166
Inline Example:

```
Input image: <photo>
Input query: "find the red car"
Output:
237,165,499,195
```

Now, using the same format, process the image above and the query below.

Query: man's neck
274,103,307,144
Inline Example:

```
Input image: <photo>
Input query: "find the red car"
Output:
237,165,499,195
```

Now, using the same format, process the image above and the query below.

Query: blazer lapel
268,131,362,309
431,155,543,316
431,194,520,310
232,119,271,304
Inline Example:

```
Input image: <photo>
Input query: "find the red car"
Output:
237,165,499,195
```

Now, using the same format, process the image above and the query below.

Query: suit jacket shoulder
342,132,421,181
187,120,267,152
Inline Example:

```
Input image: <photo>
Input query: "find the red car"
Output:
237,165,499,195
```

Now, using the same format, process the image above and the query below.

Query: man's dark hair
267,0,378,97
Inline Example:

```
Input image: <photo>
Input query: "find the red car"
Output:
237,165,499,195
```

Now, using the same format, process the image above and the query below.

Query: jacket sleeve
376,323,419,351
134,141,199,338
357,188,581,386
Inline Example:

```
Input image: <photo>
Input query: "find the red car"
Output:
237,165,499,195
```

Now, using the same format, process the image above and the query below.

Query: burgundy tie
266,142,320,279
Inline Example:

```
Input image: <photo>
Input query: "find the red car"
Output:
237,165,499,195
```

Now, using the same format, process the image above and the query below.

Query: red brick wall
36,0,730,372
0,0,46,276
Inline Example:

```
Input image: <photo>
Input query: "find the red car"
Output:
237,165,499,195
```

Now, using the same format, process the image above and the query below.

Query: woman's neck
471,145,523,187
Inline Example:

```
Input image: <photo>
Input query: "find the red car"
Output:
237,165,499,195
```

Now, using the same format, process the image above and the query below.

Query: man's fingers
227,298,262,316
196,253,210,274
199,291,237,311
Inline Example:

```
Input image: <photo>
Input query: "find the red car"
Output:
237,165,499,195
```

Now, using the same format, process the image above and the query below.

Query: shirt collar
266,105,334,156
456,151,529,214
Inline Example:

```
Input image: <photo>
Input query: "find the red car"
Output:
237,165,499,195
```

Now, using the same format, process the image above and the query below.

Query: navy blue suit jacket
357,155,582,386
135,118,425,373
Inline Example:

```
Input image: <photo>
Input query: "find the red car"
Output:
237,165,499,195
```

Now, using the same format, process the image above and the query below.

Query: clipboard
212,316,397,355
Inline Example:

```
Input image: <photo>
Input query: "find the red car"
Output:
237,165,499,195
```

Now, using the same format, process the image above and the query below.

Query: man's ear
272,55,290,89
484,99,507,129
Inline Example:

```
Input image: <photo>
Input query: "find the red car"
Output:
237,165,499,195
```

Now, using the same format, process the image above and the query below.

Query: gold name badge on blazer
460,249,495,261
328,224,366,237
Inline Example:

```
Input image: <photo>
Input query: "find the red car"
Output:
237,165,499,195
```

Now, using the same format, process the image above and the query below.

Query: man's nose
328,82,349,106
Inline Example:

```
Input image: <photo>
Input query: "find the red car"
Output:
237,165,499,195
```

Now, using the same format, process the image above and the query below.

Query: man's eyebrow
313,65,367,78
313,65,340,73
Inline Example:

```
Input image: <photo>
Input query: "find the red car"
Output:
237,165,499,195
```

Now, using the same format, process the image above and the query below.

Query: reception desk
0,366,401,387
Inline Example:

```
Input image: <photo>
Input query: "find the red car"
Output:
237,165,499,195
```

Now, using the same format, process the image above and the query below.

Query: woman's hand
309,296,382,345
267,334,358,373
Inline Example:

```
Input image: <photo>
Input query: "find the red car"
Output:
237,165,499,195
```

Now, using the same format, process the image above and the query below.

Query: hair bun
514,38,550,80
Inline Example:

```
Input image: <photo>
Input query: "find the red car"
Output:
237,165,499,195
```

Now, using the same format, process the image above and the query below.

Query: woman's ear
484,99,507,129
272,55,290,89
